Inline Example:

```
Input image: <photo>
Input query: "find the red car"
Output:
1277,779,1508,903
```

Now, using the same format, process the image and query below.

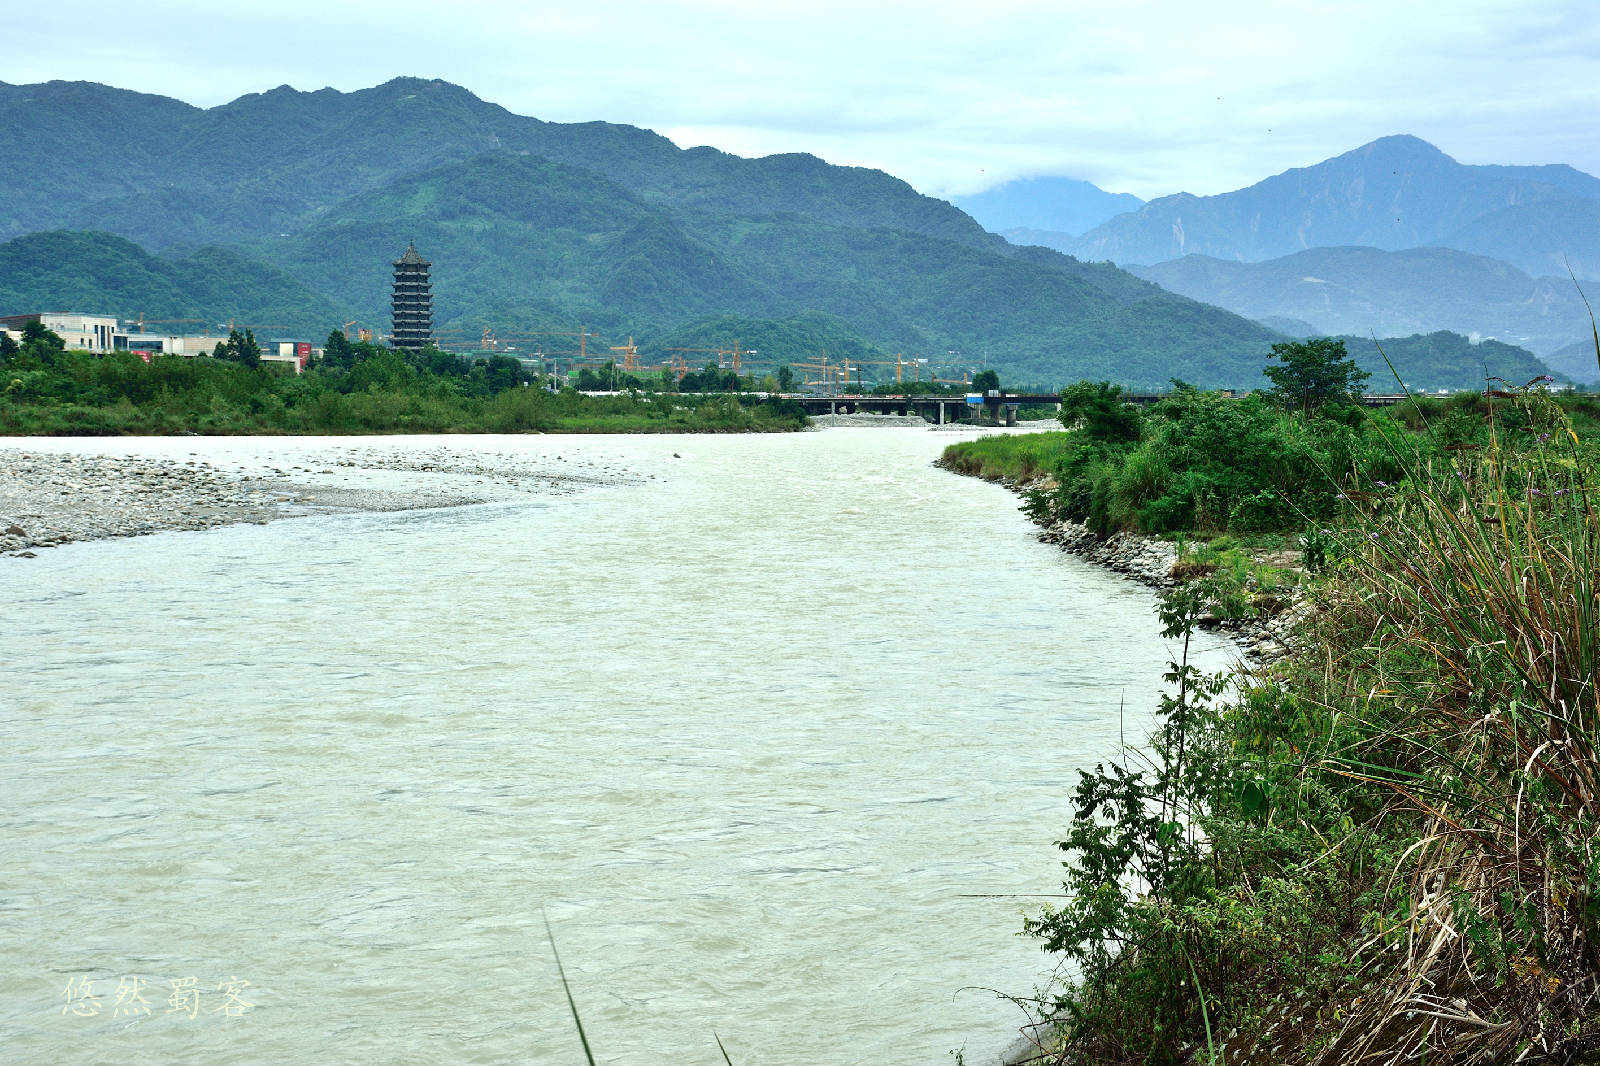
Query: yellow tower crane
665,342,754,376
610,336,640,372
131,315,203,333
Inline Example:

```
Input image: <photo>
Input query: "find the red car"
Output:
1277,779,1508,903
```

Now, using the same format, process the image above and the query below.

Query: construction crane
895,353,927,384
224,320,289,334
791,352,860,395
843,355,925,388
342,319,359,340
531,327,598,361
131,315,203,333
665,342,756,376
609,337,640,372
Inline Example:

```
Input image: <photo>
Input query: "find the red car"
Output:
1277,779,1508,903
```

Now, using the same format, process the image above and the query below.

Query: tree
20,319,65,359
0,331,18,362
1059,381,1143,442
1263,338,1370,415
217,328,262,369
972,368,1000,393
322,329,353,369
483,354,525,393
777,365,795,392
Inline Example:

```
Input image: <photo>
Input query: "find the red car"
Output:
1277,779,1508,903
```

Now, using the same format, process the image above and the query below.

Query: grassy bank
0,347,807,434
947,380,1600,1063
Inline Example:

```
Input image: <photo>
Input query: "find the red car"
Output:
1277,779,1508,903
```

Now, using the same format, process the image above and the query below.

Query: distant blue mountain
952,176,1143,238
1128,245,1597,377
1065,135,1600,277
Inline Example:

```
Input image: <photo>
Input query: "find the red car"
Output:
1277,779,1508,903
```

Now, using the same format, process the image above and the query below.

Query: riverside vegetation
943,338,1600,1064
0,324,806,434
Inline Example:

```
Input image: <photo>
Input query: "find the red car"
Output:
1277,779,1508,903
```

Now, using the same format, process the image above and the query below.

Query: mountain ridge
0,79,1567,391
1128,245,1597,376
1062,135,1600,274
953,176,1144,238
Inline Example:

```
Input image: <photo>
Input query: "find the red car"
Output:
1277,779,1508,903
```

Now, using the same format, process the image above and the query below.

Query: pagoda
390,241,433,349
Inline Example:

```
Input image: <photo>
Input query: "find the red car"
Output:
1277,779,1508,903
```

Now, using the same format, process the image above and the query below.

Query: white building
0,312,119,352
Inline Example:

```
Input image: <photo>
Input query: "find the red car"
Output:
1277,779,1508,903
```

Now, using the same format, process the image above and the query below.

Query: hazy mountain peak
1358,133,1453,160
952,175,1143,238
1066,133,1600,272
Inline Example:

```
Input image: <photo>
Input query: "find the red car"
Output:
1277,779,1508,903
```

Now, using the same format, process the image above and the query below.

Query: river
0,428,1231,1065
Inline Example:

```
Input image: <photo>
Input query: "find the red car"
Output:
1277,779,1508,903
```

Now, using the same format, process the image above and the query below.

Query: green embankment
0,346,806,435
943,382,1600,1064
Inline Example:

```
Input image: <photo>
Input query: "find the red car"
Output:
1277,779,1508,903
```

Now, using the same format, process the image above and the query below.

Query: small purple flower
1335,492,1347,500
1454,471,1467,480
1375,480,1389,488
1320,529,1333,536
1539,432,1552,442
1529,488,1544,497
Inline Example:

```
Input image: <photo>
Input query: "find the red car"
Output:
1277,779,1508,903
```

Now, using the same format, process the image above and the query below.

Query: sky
8,1,1599,200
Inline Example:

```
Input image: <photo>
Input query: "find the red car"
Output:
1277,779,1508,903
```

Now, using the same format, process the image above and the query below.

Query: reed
1308,379,1600,1063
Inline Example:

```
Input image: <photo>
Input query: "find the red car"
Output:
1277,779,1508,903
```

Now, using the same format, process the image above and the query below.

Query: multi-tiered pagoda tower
390,242,433,349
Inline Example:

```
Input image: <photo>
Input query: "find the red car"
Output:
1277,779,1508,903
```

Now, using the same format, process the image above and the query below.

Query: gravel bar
0,444,635,556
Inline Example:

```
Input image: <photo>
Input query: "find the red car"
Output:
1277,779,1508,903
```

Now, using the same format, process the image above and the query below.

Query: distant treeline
0,326,806,435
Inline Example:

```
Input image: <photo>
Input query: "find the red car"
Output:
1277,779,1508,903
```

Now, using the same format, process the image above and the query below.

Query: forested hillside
0,78,994,253
2,78,1292,388
1331,330,1560,392
5,78,1569,390
0,231,342,334
1129,246,1597,373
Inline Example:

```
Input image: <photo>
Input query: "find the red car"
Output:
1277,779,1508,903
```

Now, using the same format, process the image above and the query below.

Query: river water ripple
0,429,1230,1065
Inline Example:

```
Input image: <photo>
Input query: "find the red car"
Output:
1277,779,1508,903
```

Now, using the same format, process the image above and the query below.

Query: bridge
789,392,1063,424
731,390,1418,425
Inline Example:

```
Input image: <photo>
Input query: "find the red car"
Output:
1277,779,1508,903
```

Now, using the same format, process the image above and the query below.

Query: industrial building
0,311,316,373
0,312,119,352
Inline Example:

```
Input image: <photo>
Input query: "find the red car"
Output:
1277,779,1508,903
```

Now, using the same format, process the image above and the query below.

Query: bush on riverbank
0,347,807,434
943,385,1600,543
1011,381,1600,1063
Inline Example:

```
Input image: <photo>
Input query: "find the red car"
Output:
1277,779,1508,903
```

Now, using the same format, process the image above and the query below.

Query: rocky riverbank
0,444,635,556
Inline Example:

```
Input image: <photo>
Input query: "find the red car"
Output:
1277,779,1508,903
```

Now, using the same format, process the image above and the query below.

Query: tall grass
1308,383,1600,1063
1016,376,1600,1064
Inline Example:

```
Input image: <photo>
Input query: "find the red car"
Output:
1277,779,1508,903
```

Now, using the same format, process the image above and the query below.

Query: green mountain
1331,331,1559,393
1128,246,1597,374
9,77,1547,392
0,230,343,335
1,77,993,254
265,150,1283,386
1066,136,1600,276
